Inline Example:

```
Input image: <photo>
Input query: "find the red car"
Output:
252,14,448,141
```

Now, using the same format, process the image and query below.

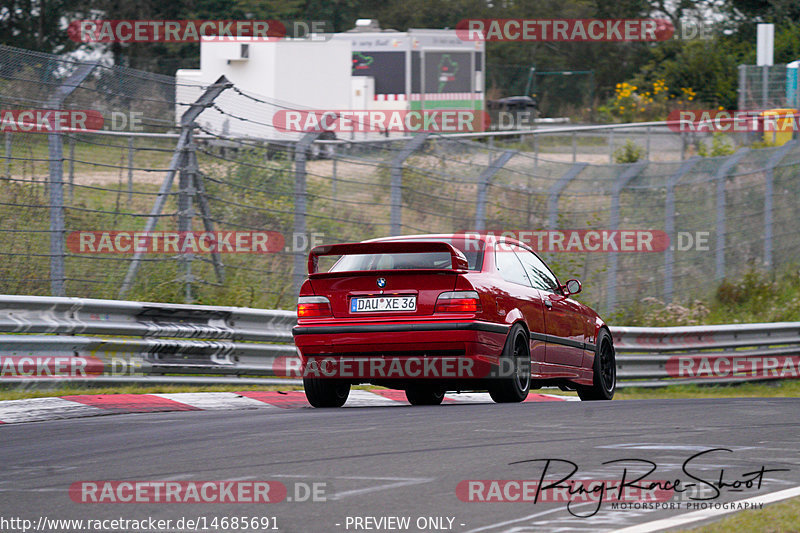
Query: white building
176,22,485,140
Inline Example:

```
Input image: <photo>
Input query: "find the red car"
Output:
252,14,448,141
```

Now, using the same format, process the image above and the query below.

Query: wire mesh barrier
738,64,800,111
1,44,800,314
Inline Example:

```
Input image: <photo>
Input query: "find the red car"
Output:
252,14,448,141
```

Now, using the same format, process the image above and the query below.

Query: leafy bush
614,266,800,326
613,140,644,163
697,132,736,157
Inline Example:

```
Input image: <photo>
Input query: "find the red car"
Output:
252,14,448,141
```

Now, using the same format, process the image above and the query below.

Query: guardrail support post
119,76,232,298
763,140,798,267
474,150,516,231
714,148,750,281
606,161,647,313
390,133,429,236
46,61,98,296
292,131,323,296
664,157,700,302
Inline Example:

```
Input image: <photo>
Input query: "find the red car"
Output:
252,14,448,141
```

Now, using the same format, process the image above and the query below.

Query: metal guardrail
1,295,798,388
613,323,800,388
0,295,299,386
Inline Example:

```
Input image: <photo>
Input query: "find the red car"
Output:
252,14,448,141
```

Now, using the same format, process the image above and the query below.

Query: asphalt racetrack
2,397,799,532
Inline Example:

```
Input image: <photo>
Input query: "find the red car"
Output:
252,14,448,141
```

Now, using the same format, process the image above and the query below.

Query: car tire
488,324,531,403
303,377,350,408
405,386,445,406
577,329,616,401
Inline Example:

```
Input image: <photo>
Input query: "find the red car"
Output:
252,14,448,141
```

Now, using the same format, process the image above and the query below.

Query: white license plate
350,296,416,313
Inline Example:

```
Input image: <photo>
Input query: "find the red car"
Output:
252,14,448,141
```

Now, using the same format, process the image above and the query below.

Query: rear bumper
292,320,509,381
292,320,509,337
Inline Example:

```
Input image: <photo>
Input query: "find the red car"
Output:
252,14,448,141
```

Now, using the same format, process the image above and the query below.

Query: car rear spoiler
307,241,469,274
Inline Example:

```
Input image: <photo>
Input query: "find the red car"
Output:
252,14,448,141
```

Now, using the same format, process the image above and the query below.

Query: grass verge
676,495,800,533
613,380,800,400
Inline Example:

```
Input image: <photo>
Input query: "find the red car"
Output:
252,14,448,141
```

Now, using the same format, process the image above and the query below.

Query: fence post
547,163,587,230
331,145,337,198
608,129,614,163
571,131,576,163
680,132,686,160
714,148,750,281
3,132,10,179
390,133,429,236
178,129,197,303
738,65,746,111
763,140,798,267
119,75,232,298
46,61,98,296
127,136,134,202
474,150,516,231
68,135,75,202
664,157,700,302
292,131,322,296
606,161,647,313
192,153,225,286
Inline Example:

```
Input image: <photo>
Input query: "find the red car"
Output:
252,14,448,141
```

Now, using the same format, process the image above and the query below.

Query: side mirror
563,279,582,296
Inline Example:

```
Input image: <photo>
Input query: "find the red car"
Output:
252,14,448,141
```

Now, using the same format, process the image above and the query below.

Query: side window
495,243,531,286
516,249,560,293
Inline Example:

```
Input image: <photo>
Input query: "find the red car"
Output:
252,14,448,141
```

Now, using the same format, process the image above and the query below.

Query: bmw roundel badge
377,277,386,288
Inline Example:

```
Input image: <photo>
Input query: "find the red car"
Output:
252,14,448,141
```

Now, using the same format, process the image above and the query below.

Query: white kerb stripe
344,390,404,406
0,397,107,423
444,392,494,403
153,392,280,410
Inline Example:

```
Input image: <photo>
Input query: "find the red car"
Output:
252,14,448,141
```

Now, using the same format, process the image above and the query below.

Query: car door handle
544,300,553,309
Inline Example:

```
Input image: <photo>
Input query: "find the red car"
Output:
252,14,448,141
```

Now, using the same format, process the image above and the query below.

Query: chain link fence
2,44,800,315
738,63,800,111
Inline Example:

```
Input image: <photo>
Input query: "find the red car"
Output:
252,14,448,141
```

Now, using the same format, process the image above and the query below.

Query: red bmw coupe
292,233,615,407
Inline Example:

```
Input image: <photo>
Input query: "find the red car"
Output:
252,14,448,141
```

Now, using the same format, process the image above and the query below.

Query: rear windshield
329,252,453,272
327,238,484,272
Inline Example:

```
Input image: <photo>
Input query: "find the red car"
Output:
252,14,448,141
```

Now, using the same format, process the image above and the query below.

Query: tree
0,0,92,53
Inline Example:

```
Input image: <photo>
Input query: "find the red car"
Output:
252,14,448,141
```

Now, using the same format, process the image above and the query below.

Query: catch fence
2,45,799,314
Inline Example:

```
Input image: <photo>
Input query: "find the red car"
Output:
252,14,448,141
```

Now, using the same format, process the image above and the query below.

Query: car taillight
435,291,481,313
297,296,332,318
